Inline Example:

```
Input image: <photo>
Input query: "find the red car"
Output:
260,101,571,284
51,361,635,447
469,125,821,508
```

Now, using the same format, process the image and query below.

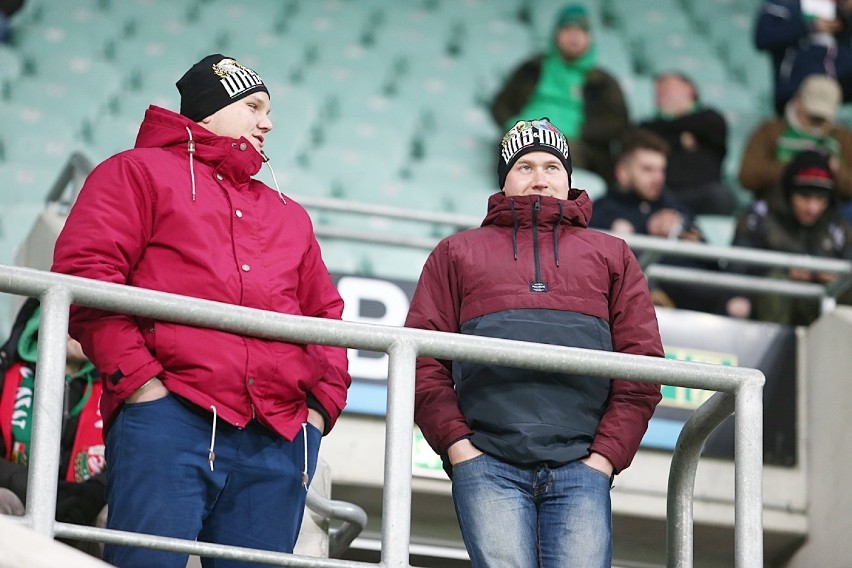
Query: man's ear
614,161,627,188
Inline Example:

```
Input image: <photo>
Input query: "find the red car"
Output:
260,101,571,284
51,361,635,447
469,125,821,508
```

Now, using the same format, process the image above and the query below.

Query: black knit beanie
782,149,836,200
497,118,573,189
176,54,269,121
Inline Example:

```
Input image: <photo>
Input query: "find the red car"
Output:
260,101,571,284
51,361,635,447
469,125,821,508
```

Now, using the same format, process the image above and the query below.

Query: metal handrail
0,264,764,567
47,153,852,305
292,194,852,303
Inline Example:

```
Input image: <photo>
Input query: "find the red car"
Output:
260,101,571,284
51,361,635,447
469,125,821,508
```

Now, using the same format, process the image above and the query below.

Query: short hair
654,71,699,102
617,129,670,163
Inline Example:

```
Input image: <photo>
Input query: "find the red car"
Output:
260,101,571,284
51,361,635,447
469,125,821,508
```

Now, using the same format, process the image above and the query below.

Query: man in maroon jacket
52,54,350,567
405,118,663,568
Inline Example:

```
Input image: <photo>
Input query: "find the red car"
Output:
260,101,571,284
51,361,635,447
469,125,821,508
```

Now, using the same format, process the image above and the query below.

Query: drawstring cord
261,151,287,204
509,199,519,261
553,200,563,267
301,423,309,491
208,404,217,471
185,127,197,202
204,406,307,485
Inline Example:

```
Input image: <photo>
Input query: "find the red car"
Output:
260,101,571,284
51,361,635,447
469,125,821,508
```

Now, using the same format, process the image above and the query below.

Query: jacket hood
482,190,592,228
134,105,264,185
17,304,40,364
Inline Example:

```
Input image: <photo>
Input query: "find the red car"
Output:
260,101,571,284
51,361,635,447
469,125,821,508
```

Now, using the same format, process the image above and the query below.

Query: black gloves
56,477,107,526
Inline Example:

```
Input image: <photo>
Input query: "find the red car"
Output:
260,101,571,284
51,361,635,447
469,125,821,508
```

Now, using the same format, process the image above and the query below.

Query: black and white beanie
497,118,573,188
176,54,269,121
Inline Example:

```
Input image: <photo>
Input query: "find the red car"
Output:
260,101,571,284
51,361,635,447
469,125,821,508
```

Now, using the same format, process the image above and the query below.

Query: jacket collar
481,191,592,229
134,105,263,187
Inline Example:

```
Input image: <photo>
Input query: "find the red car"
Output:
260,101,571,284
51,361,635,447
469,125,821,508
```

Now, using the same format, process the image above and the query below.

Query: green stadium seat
695,214,737,246
0,46,22,96
0,102,79,166
620,74,656,122
573,168,607,201
0,161,64,205
356,242,429,281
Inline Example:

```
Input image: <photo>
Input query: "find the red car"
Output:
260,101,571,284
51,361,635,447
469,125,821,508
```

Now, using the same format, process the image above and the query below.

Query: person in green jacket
490,4,630,185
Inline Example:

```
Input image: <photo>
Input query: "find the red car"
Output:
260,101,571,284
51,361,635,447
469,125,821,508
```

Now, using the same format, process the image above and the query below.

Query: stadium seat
573,168,607,201
356,242,429,280
0,102,79,168
620,74,656,122
0,46,22,96
695,214,737,246
0,161,64,205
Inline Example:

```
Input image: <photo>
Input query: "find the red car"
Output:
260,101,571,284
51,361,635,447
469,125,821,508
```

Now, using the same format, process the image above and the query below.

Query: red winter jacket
52,106,350,440
405,191,663,474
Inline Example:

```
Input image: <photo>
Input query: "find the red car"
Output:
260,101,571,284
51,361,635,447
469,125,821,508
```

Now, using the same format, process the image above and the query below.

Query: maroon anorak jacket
405,191,662,474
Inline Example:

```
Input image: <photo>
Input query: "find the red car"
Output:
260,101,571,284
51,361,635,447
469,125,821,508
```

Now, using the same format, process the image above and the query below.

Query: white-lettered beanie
176,54,269,121
498,118,573,188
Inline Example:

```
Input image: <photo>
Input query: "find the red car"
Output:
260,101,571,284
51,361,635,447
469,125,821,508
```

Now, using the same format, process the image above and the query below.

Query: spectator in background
755,0,852,115
590,130,729,314
590,130,698,240
728,150,852,325
0,298,107,556
0,0,22,43
640,72,735,215
406,118,662,568
490,3,629,185
738,74,852,204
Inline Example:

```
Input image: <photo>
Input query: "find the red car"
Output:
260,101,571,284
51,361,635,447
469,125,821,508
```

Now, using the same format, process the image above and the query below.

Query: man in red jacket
52,54,350,567
405,118,663,568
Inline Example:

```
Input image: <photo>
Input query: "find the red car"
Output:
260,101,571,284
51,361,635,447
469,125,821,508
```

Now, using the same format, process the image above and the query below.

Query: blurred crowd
490,2,852,327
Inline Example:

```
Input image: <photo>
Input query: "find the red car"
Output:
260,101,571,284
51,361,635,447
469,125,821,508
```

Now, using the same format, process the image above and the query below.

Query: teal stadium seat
0,46,22,98
573,168,607,201
0,162,63,205
694,214,737,246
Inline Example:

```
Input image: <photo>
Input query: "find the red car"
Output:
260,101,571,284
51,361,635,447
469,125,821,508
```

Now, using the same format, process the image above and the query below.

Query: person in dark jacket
0,298,107,556
405,118,663,568
727,149,852,325
51,54,350,567
0,0,23,43
755,0,852,114
490,3,629,185
590,129,731,315
639,72,735,215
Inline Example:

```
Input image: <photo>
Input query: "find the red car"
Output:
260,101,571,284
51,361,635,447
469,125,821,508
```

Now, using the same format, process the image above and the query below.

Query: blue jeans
103,394,321,568
451,454,612,568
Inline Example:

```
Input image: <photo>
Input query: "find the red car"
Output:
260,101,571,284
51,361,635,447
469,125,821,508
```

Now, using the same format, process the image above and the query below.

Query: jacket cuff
109,355,164,401
306,393,332,436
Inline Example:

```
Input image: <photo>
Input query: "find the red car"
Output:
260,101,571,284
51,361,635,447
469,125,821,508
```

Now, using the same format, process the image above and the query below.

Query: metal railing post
667,392,736,568
380,340,417,568
735,380,764,567
25,286,72,537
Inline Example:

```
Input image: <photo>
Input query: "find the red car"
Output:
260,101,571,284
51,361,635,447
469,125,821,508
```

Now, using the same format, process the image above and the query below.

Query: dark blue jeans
103,394,321,568
451,454,612,568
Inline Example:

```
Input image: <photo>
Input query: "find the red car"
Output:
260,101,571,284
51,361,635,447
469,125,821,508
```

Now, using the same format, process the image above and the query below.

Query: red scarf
0,363,105,481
